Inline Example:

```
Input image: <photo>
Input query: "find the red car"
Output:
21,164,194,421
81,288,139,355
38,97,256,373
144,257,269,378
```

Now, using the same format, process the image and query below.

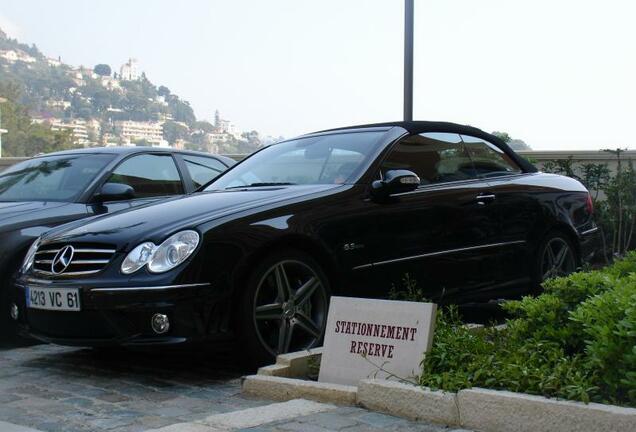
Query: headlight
148,231,200,273
21,239,40,273
121,242,156,275
120,230,199,275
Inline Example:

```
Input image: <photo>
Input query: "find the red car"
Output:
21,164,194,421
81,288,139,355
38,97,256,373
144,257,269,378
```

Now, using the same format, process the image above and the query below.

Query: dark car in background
13,122,599,366
0,146,234,338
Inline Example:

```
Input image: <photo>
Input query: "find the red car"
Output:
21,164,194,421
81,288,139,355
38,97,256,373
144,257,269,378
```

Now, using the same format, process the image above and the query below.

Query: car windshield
0,154,115,202
206,131,383,190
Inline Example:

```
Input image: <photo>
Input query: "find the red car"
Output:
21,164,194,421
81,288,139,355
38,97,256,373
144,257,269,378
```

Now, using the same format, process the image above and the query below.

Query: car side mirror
95,183,135,202
371,169,420,200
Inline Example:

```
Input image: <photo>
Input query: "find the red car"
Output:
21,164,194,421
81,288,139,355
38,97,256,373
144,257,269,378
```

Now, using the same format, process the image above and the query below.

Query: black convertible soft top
312,121,538,173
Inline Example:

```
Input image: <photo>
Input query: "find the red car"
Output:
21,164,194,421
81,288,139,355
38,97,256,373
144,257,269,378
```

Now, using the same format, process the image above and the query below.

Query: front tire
238,249,331,368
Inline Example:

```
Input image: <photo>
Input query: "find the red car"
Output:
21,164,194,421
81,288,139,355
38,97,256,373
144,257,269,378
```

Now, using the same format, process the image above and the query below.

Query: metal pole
0,97,6,158
404,0,414,121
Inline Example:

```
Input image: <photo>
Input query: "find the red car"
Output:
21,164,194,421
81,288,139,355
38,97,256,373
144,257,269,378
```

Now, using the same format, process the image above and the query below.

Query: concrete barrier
244,350,636,431
458,388,636,432
243,375,358,405
357,379,460,425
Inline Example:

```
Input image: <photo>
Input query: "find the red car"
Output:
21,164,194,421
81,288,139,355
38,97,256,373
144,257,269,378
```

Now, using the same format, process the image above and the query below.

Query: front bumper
13,280,233,347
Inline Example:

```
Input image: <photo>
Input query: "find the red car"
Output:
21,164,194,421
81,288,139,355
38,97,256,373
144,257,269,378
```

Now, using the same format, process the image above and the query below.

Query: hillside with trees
0,27,270,156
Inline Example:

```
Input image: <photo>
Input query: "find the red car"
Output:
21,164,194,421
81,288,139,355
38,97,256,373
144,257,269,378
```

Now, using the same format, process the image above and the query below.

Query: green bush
570,275,636,404
419,255,636,407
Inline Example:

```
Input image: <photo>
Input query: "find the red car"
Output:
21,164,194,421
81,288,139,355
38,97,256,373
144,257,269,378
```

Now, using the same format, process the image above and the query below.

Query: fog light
151,313,170,334
9,304,19,321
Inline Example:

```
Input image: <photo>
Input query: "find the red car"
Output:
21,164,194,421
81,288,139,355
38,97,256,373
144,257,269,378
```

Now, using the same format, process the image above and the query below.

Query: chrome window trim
352,240,527,270
90,283,211,293
390,173,531,197
581,227,599,236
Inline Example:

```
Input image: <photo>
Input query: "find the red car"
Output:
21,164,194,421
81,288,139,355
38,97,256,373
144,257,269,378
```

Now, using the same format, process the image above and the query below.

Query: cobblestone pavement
0,343,467,432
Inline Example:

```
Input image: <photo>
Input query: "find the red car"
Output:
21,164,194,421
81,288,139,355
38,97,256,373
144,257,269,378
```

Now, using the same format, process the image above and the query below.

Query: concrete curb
243,350,636,431
243,374,357,405
257,347,322,378
358,379,459,425
458,388,636,432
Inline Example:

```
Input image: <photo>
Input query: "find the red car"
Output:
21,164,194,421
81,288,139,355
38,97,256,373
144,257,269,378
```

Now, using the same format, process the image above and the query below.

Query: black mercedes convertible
12,121,599,365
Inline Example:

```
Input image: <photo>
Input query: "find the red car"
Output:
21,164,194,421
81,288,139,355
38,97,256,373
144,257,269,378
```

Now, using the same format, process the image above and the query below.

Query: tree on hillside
492,131,531,151
163,120,189,144
169,98,196,125
158,86,171,97
134,138,152,147
192,120,215,133
93,64,112,76
0,84,77,156
492,131,512,143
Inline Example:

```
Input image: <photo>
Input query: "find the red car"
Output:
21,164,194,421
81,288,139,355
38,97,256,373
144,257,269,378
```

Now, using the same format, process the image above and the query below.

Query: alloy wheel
252,260,328,356
540,237,576,281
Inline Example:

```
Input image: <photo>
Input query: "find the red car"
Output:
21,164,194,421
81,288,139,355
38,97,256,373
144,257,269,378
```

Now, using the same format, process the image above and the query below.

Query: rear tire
237,249,331,370
533,230,578,291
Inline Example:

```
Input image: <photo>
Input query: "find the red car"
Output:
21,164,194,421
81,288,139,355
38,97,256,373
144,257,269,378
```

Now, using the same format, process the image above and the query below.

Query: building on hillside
207,132,231,143
46,99,71,110
119,58,140,81
49,119,91,147
86,119,101,144
213,110,242,139
114,120,165,146
46,57,62,67
173,139,187,150
101,132,120,147
0,49,36,64
100,76,121,91
67,70,85,87
157,112,174,122
78,66,97,79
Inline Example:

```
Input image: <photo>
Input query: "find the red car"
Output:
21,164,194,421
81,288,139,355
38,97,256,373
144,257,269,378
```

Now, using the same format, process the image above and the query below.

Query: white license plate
27,287,81,312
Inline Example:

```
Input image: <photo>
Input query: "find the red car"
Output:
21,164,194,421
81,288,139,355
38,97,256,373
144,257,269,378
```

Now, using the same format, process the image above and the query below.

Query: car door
461,134,540,296
361,132,501,304
89,153,185,215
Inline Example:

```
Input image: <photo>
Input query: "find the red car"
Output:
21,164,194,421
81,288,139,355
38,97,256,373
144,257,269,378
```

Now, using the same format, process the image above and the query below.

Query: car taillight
585,193,594,215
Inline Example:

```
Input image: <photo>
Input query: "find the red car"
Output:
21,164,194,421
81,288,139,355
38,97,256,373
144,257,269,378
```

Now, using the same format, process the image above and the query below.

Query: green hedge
419,252,636,406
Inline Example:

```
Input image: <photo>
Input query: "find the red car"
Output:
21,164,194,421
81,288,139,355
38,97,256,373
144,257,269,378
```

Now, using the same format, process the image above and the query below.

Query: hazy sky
1,0,634,150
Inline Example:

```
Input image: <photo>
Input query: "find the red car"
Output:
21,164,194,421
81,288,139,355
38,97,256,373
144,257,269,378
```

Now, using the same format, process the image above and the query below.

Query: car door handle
475,193,496,205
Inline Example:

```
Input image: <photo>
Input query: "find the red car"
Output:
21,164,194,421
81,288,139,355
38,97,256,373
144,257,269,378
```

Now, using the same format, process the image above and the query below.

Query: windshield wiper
225,182,297,190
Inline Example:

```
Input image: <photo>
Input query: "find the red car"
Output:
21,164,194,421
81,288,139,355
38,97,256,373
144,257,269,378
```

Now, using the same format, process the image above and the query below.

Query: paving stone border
243,349,636,432
358,379,459,425
243,375,358,406
458,388,636,432
257,347,323,378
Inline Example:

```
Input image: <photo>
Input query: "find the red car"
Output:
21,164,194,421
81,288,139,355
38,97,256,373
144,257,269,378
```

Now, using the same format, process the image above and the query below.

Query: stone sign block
318,296,436,386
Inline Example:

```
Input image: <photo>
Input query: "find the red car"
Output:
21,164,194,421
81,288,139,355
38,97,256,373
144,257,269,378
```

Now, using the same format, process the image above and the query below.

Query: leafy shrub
389,273,428,302
570,275,636,404
420,307,599,403
503,271,618,353
419,254,636,407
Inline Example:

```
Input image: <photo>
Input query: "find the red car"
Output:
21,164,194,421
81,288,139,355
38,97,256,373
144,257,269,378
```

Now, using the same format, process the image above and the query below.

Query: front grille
33,243,116,277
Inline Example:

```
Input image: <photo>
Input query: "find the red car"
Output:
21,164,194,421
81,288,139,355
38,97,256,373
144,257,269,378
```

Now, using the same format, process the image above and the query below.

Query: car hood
0,201,71,231
42,185,343,247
